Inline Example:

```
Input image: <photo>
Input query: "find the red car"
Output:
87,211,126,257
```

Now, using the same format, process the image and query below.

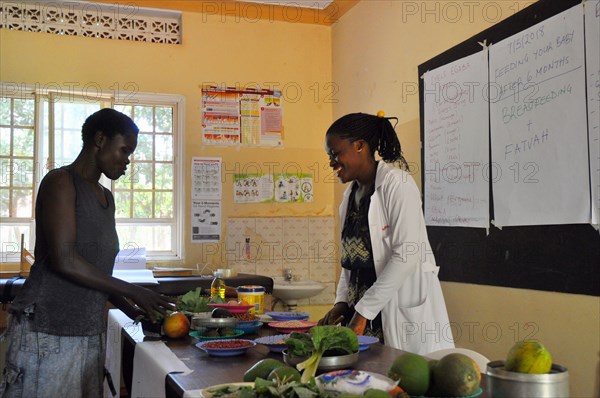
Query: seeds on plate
274,320,311,328
203,340,253,349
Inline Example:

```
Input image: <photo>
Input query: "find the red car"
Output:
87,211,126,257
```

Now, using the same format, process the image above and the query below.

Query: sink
272,277,326,310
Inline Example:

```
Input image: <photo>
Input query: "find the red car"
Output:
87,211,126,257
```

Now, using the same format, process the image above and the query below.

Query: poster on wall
191,157,222,200
191,200,221,242
191,157,222,243
201,87,283,147
585,0,600,225
489,4,590,227
233,173,314,203
422,50,490,228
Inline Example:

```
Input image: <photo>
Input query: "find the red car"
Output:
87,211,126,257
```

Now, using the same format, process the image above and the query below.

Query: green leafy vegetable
177,288,212,313
286,326,359,383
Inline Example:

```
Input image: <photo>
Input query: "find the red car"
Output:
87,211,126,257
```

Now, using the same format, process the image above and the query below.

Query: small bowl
486,360,569,398
189,329,245,341
192,317,238,331
196,339,257,357
236,321,263,334
254,333,291,353
283,350,359,371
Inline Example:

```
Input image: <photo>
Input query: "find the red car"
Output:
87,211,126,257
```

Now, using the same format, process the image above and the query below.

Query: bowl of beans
268,320,318,333
195,339,257,357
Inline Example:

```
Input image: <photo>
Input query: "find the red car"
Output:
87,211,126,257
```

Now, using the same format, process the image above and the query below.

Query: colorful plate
265,311,310,321
189,329,244,341
208,303,254,313
236,321,263,334
357,335,380,351
254,333,291,353
268,320,317,333
195,339,257,357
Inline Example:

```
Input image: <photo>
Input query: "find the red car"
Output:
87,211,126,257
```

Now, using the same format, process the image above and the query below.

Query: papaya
243,358,285,382
432,353,481,397
267,366,301,383
388,352,430,396
505,340,552,374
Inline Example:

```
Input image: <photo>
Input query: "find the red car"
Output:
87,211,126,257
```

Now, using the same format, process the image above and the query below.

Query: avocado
243,358,286,382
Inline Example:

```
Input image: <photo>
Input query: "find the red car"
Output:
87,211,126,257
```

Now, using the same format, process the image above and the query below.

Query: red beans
203,340,253,349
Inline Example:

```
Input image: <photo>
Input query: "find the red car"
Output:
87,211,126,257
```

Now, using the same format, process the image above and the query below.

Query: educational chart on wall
423,50,489,228
191,157,222,243
201,87,283,146
233,173,314,203
585,0,600,225
489,4,590,227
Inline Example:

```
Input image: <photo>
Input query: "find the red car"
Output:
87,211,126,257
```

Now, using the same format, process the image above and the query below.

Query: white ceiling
236,0,334,10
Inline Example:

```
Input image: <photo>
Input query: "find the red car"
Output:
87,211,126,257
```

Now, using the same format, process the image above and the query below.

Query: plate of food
254,333,291,353
195,339,257,357
268,320,317,333
357,335,380,351
208,303,254,314
265,311,310,321
189,328,244,341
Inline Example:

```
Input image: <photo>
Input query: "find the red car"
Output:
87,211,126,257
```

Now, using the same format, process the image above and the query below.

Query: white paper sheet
423,50,490,228
489,4,590,227
131,341,192,398
585,0,600,225
114,247,147,270
104,309,144,398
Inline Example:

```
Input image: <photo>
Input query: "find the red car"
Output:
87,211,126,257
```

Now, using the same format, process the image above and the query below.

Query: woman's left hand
348,312,367,336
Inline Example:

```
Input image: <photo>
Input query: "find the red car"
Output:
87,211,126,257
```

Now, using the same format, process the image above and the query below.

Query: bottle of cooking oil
210,271,226,300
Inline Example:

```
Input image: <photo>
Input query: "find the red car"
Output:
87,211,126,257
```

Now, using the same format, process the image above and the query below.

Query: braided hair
326,112,409,170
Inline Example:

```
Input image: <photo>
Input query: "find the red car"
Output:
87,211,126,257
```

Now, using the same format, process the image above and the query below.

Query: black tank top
10,166,119,335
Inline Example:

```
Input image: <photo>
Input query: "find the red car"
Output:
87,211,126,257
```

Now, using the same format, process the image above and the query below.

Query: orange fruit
163,312,190,338
238,299,250,306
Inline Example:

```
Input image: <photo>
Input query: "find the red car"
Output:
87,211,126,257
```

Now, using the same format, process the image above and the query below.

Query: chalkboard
418,0,600,296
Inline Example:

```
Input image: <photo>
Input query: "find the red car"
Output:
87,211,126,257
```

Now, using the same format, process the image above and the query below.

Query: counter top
119,321,489,398
0,273,273,303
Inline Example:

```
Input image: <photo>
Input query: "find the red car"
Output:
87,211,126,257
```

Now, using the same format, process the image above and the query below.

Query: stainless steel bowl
191,316,238,331
486,360,569,398
283,350,359,371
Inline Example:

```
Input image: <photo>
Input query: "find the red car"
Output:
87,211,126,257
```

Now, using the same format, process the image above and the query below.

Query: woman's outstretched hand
318,302,348,325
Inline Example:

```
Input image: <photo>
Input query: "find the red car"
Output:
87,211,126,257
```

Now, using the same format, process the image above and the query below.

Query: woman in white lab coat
319,111,454,354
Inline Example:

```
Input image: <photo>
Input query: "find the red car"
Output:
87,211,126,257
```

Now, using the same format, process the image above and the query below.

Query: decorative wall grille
0,1,181,44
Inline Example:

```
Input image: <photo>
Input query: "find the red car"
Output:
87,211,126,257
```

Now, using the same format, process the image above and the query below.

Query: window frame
0,83,185,263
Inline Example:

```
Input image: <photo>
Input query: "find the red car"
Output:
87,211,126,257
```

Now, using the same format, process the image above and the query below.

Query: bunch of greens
285,326,359,383
177,288,228,313
207,377,335,398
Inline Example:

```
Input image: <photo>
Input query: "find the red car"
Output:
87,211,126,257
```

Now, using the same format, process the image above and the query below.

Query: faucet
283,268,293,281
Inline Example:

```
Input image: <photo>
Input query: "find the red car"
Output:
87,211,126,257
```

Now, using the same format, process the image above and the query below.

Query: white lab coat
335,162,455,354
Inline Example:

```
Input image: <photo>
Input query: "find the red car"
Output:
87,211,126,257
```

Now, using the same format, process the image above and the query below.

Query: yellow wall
0,11,334,269
331,1,598,397
2,2,599,397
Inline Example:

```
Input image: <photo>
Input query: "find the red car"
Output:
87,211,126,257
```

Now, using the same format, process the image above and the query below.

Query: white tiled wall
227,217,337,305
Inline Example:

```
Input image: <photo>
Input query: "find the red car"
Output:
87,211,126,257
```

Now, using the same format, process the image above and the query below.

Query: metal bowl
282,350,359,371
486,360,569,398
191,316,238,331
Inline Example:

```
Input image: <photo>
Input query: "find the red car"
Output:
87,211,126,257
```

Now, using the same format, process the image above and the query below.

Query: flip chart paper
489,4,590,227
585,0,600,225
423,50,490,227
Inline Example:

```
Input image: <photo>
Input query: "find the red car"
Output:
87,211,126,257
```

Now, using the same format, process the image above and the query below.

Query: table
120,325,489,398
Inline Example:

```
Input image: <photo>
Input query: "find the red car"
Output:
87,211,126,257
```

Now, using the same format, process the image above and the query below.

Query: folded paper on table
104,309,143,398
131,340,192,398
112,269,159,285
